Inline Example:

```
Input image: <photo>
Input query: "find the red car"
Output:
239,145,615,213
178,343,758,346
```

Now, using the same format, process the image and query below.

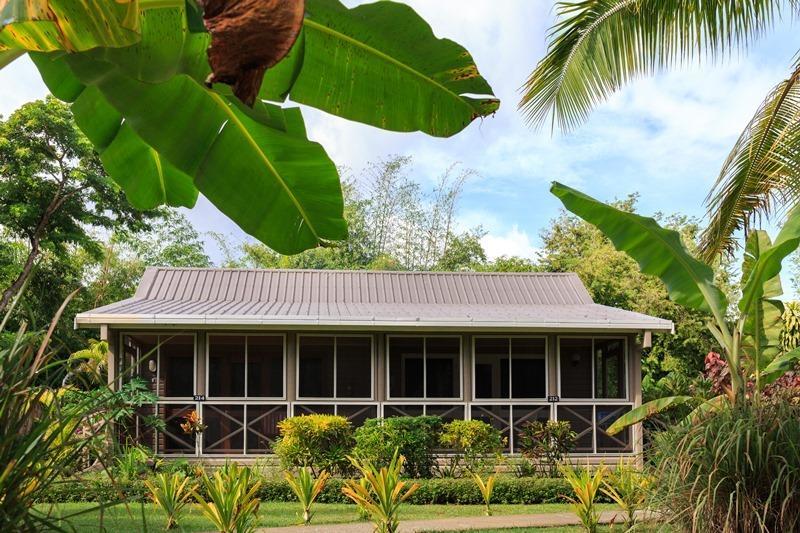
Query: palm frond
520,0,785,131
701,60,800,260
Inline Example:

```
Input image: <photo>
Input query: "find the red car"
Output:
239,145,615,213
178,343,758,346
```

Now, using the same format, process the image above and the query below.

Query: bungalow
76,268,673,460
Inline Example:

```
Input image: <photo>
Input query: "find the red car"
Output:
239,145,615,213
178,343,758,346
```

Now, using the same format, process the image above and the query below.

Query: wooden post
630,334,644,465
101,325,117,391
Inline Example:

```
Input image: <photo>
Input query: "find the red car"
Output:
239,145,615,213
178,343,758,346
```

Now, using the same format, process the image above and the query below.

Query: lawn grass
34,502,619,531
425,523,670,533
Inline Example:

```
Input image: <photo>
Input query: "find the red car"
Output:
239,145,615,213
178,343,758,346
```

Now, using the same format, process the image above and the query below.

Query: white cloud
481,225,539,260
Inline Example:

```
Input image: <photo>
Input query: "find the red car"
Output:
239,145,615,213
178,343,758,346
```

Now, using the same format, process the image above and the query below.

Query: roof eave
74,313,674,332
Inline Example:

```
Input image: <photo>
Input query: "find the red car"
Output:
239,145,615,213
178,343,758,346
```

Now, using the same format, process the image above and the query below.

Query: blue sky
0,1,797,264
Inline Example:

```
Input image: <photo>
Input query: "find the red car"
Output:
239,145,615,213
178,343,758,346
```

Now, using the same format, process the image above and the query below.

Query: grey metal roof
75,268,674,331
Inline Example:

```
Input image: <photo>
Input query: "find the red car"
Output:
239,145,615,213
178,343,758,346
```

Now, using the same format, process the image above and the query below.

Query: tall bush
651,402,800,532
274,415,355,475
516,420,576,477
439,420,505,476
354,416,442,478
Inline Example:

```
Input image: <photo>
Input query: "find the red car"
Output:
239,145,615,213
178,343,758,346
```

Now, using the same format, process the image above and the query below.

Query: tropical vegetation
521,0,800,261
550,181,800,530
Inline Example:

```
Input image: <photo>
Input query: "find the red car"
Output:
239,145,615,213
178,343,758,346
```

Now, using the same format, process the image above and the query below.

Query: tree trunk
0,189,66,315
0,238,39,314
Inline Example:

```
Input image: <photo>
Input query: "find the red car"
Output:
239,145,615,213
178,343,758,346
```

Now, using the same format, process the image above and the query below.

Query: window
559,337,626,399
297,336,372,399
208,335,284,398
595,339,626,399
388,336,461,399
122,334,195,398
474,337,546,399
247,336,284,397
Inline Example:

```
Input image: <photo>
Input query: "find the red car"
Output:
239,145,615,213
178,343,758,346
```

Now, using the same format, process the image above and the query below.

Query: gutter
74,313,674,332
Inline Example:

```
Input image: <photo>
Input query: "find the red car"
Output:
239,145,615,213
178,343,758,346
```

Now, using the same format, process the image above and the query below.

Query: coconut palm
520,0,800,261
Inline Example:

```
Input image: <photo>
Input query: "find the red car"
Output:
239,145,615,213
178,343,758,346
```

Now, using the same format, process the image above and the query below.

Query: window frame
296,333,375,401
120,331,197,400
556,335,629,401
385,334,463,401
197,400,290,456
471,335,549,401
554,402,635,455
205,332,287,400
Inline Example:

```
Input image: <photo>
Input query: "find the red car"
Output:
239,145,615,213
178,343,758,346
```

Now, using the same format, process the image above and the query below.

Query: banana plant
550,182,800,434
1,0,498,254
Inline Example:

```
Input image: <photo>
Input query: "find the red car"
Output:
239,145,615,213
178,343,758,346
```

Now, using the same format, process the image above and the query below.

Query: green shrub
651,401,800,532
516,420,576,477
37,475,595,505
439,420,505,476
114,444,161,481
158,459,194,477
274,415,355,476
354,416,442,478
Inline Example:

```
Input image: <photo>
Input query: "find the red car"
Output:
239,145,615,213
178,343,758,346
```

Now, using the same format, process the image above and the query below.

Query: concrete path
258,510,633,532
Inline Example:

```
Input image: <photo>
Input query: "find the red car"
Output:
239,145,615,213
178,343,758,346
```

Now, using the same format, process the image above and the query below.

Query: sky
1,2,798,266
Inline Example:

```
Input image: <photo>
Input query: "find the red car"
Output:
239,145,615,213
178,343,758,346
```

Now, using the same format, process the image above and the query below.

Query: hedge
36,476,609,505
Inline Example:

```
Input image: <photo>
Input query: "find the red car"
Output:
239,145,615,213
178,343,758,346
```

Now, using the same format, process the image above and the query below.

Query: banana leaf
740,230,785,367
259,0,499,137
606,396,694,435
550,182,728,319
30,53,197,210
739,204,800,320
761,347,800,384
0,0,139,52
82,64,346,253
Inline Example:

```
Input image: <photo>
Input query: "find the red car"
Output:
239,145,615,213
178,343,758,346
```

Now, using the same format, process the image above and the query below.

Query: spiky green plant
560,464,607,533
144,472,195,529
0,289,156,531
284,467,330,525
471,472,496,516
192,463,261,533
342,451,419,533
601,460,649,531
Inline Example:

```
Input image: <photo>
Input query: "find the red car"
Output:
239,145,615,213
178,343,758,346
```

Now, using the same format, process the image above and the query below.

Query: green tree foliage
229,157,534,273
0,97,155,313
537,194,731,400
2,209,208,357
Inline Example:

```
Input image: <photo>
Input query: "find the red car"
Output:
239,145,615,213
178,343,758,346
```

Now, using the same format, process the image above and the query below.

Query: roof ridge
143,266,576,277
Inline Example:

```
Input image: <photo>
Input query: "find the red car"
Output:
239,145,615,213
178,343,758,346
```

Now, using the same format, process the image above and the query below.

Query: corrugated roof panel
75,268,671,330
